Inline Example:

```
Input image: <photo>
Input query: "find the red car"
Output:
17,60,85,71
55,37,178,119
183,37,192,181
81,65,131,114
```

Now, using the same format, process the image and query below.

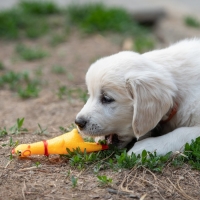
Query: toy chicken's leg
12,129,108,157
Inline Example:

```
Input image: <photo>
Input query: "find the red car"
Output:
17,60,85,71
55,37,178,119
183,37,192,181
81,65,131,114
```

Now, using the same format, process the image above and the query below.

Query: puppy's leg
128,127,200,155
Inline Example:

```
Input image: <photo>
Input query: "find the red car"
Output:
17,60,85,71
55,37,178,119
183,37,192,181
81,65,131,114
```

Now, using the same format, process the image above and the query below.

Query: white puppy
75,39,200,155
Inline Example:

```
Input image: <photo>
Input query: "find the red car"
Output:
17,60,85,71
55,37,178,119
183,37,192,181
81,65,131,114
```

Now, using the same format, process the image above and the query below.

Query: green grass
19,0,60,15
0,70,40,99
0,0,60,39
0,1,151,40
16,44,48,61
0,127,8,137
51,65,66,74
71,175,78,187
134,37,155,53
56,85,88,103
63,137,200,172
0,118,28,137
50,34,67,46
184,16,200,28
9,118,28,134
67,3,147,36
0,9,49,39
34,123,48,135
0,61,5,70
97,175,112,186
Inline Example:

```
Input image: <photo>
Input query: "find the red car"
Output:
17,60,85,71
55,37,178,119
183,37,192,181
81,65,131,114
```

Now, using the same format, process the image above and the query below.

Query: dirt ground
0,13,200,200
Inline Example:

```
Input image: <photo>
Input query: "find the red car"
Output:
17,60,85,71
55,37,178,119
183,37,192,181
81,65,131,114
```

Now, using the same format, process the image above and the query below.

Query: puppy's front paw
127,138,159,156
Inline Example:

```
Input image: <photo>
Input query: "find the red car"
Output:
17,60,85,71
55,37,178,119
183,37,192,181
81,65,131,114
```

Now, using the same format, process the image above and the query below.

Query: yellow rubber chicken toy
12,129,108,157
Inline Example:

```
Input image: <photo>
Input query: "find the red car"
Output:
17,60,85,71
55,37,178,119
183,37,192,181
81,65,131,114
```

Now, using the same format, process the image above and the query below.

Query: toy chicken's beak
12,148,16,154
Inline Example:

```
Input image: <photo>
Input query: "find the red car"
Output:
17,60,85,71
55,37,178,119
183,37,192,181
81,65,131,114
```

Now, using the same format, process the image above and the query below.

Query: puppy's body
75,39,200,155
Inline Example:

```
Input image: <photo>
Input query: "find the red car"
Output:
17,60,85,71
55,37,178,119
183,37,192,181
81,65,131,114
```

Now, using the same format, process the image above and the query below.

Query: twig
107,188,139,198
4,160,13,168
22,180,26,200
18,166,38,171
167,178,196,200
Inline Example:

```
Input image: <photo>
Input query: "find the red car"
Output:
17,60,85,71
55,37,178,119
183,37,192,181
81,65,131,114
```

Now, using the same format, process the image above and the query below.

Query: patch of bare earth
0,27,200,200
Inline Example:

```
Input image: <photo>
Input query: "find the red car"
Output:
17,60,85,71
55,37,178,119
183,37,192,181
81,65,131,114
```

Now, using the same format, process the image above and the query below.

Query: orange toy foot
12,129,108,157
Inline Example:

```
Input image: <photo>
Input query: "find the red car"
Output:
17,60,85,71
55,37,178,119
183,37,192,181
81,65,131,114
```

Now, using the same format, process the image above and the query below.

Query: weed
59,124,76,133
34,67,43,77
84,137,95,143
51,65,66,74
184,137,200,170
116,150,139,169
34,124,48,135
184,16,200,28
71,175,78,187
34,161,41,168
50,34,66,46
0,10,20,39
59,126,68,133
25,19,49,39
56,85,88,102
97,175,112,186
0,8,49,39
0,61,5,70
134,37,155,53
0,71,22,90
9,118,28,134
20,0,60,15
57,85,68,99
67,72,74,81
67,4,145,36
0,127,8,137
93,163,102,174
18,81,40,99
66,124,76,132
0,70,40,98
16,44,48,61
9,136,19,147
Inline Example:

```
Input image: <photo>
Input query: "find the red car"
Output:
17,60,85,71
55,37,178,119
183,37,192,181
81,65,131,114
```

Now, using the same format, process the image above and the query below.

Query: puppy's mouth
105,134,120,145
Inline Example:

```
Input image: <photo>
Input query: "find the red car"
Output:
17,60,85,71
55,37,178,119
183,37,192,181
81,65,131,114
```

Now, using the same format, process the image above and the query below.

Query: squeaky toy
12,129,108,157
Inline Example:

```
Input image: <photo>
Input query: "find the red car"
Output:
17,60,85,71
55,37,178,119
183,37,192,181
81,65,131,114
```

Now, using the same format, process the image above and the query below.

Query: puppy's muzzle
75,117,87,130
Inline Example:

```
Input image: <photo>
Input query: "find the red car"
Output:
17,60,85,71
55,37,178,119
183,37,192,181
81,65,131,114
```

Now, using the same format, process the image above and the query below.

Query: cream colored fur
76,39,200,155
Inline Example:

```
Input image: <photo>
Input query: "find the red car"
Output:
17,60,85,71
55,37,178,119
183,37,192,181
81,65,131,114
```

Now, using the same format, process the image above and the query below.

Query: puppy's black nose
75,117,87,129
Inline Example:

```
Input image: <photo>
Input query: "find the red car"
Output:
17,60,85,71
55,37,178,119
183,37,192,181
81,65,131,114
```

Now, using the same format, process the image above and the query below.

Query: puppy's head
75,51,177,148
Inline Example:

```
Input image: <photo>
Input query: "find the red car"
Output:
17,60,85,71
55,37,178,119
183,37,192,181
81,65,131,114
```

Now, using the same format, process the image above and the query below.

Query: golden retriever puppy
75,39,200,155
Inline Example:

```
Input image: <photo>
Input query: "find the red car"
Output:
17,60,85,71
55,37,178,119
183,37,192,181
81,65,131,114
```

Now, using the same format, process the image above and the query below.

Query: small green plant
56,85,88,102
34,161,41,168
184,16,200,28
57,85,68,99
84,137,95,143
51,65,66,74
67,4,146,36
0,70,40,98
134,37,155,53
59,126,68,133
18,81,40,99
71,175,78,187
34,67,43,77
20,0,60,15
16,44,48,61
9,136,19,147
0,71,22,90
9,118,28,134
97,175,112,186
184,137,200,170
0,61,5,70
34,124,48,135
0,127,8,137
50,34,66,46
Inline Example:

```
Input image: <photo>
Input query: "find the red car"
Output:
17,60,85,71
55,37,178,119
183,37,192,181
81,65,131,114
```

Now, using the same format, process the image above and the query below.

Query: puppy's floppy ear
126,70,177,138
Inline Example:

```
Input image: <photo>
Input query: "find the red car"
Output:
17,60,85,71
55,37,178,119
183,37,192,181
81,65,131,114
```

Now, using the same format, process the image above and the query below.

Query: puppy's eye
101,94,114,104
